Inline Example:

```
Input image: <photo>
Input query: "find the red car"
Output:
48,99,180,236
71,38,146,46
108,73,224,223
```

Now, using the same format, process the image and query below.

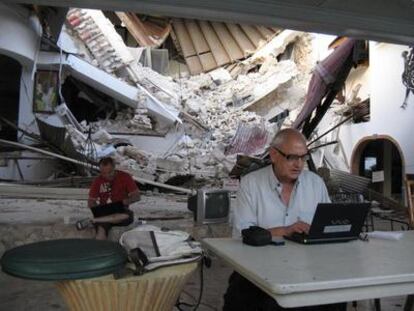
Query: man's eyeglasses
272,147,310,162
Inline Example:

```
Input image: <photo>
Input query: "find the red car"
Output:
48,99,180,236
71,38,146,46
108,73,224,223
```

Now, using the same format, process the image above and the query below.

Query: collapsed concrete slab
57,12,284,185
0,3,315,188
65,54,181,126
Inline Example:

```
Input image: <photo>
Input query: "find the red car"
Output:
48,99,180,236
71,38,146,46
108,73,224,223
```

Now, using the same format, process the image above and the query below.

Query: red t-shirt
89,170,138,205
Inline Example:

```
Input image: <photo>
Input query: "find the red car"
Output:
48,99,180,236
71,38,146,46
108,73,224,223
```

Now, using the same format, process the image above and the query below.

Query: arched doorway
0,54,21,142
351,136,404,202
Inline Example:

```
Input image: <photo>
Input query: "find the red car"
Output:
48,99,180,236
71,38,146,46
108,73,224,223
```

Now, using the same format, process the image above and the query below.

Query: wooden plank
0,183,89,200
9,176,95,187
255,25,275,39
226,23,255,56
199,52,217,72
211,22,244,61
198,21,230,66
143,20,165,36
144,21,171,46
228,62,244,77
225,63,237,72
170,29,183,56
172,19,196,57
128,13,156,45
184,20,210,54
115,12,154,47
185,56,203,75
240,24,265,48
270,27,283,34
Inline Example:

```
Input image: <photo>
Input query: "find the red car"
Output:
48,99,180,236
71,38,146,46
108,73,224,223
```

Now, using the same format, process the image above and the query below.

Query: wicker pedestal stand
56,262,198,311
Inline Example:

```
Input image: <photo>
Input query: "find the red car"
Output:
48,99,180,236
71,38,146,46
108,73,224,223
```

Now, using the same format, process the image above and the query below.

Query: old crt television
187,189,230,224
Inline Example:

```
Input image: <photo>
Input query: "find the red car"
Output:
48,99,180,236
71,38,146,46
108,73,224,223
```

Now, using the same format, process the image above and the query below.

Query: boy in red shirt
83,157,140,240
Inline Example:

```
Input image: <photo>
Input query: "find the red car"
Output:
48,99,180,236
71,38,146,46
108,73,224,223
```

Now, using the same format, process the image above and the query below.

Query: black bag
241,226,272,246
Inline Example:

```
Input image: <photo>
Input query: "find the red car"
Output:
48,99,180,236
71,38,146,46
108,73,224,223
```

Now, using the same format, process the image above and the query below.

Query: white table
203,232,414,308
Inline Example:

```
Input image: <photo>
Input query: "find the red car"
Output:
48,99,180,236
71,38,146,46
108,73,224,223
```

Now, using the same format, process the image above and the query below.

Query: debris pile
89,107,153,133
59,9,314,187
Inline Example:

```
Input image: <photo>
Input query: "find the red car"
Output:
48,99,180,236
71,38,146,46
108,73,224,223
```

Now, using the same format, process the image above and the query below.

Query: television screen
205,192,230,219
187,189,230,224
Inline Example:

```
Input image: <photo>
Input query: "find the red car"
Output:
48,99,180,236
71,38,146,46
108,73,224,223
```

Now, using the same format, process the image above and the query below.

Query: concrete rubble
60,8,314,187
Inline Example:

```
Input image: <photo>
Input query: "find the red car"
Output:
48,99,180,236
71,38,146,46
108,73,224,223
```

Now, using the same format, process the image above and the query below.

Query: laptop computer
91,201,125,218
284,202,371,244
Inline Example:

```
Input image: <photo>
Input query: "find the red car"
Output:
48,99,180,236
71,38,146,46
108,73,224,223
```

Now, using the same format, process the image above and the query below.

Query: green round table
1,239,198,311
1,239,127,280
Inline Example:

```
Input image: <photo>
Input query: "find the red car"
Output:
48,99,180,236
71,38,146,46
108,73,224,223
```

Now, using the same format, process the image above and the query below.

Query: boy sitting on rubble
77,157,141,240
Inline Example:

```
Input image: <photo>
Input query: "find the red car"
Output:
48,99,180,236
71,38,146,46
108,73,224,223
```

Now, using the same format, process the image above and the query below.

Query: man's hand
268,221,310,237
285,221,310,236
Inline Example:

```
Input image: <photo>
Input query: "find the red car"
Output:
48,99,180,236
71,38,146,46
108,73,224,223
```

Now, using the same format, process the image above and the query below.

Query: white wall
0,65,58,180
311,33,337,62
0,4,40,66
0,4,40,140
337,42,414,174
0,4,59,180
18,67,41,143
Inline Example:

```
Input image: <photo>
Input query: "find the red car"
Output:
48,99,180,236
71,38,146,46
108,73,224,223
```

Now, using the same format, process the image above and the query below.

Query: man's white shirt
233,165,331,237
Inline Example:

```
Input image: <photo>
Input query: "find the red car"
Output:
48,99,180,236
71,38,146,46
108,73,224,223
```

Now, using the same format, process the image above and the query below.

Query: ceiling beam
2,0,414,45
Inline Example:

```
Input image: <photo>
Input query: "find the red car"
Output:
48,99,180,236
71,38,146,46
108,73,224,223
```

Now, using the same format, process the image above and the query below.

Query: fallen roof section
65,55,139,108
171,18,279,75
65,8,182,124
115,12,171,48
38,53,181,125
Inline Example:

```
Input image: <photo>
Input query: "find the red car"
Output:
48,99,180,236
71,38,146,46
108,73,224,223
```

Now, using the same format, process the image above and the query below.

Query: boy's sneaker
76,218,92,230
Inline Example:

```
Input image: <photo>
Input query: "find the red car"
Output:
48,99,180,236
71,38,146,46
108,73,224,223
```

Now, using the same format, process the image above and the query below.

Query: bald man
224,128,346,311
232,128,330,238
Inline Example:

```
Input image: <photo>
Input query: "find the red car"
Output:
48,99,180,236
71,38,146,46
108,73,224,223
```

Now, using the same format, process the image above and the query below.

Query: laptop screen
308,203,371,239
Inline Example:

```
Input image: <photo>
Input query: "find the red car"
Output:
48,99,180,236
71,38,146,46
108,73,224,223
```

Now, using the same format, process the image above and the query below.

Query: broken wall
1,4,317,186
61,11,315,185
0,4,60,181
0,4,40,65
